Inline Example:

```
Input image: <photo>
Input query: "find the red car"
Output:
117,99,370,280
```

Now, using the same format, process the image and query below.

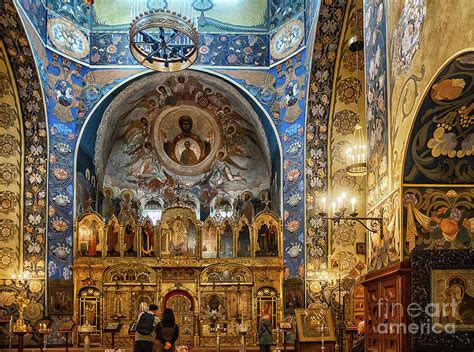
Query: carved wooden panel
362,262,411,352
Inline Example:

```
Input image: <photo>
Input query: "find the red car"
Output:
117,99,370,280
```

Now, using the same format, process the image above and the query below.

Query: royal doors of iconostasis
163,290,195,346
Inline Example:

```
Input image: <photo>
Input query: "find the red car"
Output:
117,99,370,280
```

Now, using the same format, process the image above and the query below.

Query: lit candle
337,197,342,211
331,202,336,215
341,193,346,208
351,198,356,212
321,197,326,212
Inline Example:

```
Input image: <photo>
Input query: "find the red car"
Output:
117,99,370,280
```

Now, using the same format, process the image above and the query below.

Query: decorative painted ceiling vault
0,0,48,339
324,0,367,309
305,0,348,305
87,71,274,218
18,0,310,67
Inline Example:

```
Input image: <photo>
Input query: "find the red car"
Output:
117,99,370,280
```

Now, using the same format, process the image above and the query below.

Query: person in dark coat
258,315,272,352
351,320,365,352
156,308,180,352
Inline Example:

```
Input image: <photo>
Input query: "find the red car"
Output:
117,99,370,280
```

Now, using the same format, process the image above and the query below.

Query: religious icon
268,222,278,256
78,219,101,257
237,223,251,257
141,219,155,256
219,221,233,258
101,187,115,222
256,223,269,257
163,115,212,166
284,278,304,314
202,223,217,258
170,215,187,255
433,270,474,329
239,191,254,222
123,222,137,257
50,290,72,314
106,217,120,257
85,302,96,326
186,218,197,255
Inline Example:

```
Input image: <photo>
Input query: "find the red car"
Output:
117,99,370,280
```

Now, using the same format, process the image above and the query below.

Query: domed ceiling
88,71,275,209
19,0,312,67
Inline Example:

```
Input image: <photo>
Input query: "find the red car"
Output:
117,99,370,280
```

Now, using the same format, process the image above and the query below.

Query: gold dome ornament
129,9,199,72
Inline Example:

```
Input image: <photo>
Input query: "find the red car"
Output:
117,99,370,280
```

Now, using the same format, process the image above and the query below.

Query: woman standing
258,315,272,352
156,308,180,352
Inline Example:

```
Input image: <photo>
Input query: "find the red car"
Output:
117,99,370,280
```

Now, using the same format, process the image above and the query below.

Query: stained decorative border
411,249,474,351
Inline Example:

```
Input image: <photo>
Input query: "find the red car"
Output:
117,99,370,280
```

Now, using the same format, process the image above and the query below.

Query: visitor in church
351,320,365,352
156,308,180,352
134,304,161,352
258,315,272,352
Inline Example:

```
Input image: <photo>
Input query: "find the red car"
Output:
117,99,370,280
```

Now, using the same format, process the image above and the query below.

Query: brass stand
38,328,52,352
78,323,95,352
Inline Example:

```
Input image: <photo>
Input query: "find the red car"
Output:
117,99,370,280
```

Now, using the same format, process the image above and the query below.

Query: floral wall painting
368,190,401,271
305,0,348,302
403,188,473,254
404,52,474,184
0,0,48,282
0,1,48,345
391,0,425,76
364,0,389,211
0,40,22,277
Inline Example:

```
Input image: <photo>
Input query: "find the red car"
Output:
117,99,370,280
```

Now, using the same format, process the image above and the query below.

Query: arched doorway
162,290,195,346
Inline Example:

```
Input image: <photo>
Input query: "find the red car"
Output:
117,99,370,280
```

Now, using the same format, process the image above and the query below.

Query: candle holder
237,323,248,352
12,294,30,334
78,323,96,352
317,194,384,238
38,325,52,352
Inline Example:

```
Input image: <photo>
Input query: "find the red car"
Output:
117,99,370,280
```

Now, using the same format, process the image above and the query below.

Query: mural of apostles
97,72,273,212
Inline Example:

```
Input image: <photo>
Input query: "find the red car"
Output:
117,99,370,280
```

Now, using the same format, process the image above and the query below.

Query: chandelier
129,9,199,72
345,9,367,177
346,124,367,176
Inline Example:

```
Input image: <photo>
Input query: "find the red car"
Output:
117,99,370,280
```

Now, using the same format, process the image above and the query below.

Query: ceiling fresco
18,0,311,66
92,71,273,209
93,0,268,32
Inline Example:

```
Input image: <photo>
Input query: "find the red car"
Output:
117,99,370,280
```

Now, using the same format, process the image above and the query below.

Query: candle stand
78,323,96,352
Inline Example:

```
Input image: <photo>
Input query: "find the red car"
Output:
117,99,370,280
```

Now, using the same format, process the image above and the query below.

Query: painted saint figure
240,192,254,222
257,223,269,256
106,218,119,257
141,219,155,256
180,140,198,165
202,225,217,258
268,222,278,256
171,216,187,255
87,221,100,257
123,223,136,256
220,222,233,258
163,115,212,166
237,224,251,257
186,218,197,255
